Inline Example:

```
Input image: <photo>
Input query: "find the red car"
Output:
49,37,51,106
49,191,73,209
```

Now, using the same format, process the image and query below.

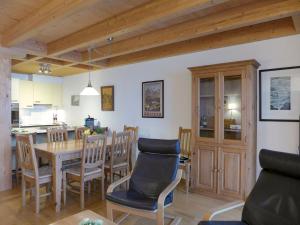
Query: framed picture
259,66,300,122
142,80,164,118
101,85,114,111
71,95,80,106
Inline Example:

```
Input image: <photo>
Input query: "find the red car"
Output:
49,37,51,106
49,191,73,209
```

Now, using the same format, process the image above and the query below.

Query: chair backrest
101,127,109,134
124,125,139,143
75,127,87,140
129,138,180,199
81,134,107,174
47,128,68,143
178,127,192,158
110,131,131,167
242,149,300,225
16,134,38,177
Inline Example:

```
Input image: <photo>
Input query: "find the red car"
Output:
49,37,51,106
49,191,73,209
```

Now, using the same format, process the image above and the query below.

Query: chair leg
87,181,91,194
63,171,67,206
185,164,190,194
101,177,105,200
35,182,40,214
110,171,113,184
157,208,164,225
93,179,97,193
80,181,85,209
21,176,26,207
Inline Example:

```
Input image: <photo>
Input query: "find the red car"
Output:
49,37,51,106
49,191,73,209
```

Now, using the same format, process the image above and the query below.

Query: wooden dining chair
16,134,52,213
63,134,107,209
75,127,88,140
178,126,192,193
105,131,131,183
47,127,81,169
47,128,68,142
15,132,37,185
123,125,139,170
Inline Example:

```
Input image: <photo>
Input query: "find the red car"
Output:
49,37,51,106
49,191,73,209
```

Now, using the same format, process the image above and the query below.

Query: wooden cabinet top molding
188,60,260,72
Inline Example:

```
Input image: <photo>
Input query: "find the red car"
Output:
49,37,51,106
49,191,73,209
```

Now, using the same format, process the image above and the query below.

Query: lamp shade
80,81,99,96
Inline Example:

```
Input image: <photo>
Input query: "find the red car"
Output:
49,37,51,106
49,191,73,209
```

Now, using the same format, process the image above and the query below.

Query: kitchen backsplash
20,105,66,126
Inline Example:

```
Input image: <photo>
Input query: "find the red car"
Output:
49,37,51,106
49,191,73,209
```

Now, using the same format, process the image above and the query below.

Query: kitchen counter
12,126,75,135
11,124,75,135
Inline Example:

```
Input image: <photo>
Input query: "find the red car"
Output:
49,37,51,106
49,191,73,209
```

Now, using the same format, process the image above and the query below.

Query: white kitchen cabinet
33,82,53,104
11,78,19,103
50,84,63,107
16,79,63,108
19,80,34,108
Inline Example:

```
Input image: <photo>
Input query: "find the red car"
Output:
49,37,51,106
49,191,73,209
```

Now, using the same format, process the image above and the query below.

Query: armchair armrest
202,200,245,221
107,174,131,194
157,169,183,207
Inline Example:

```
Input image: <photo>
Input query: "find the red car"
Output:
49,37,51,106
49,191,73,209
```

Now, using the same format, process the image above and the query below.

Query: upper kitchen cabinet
33,82,63,107
33,82,53,105
11,78,20,103
19,80,34,108
16,79,63,108
50,84,63,108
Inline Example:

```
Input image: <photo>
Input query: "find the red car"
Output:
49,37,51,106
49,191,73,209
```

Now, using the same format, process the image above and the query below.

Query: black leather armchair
199,149,300,225
106,138,183,225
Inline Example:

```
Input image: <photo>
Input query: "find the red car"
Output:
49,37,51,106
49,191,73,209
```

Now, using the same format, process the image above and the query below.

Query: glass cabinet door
199,77,215,138
223,75,242,140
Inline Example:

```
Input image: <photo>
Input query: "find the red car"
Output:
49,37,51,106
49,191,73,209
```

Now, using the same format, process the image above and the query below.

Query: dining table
34,137,112,212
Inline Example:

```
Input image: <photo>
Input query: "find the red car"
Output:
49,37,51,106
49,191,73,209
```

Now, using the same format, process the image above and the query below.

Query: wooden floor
0,182,242,225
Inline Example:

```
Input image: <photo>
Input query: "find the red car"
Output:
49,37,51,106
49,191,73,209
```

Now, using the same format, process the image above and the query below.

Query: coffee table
49,210,117,225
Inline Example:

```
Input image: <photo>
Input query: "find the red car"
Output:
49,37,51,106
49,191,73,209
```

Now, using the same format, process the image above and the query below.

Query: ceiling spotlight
38,63,52,74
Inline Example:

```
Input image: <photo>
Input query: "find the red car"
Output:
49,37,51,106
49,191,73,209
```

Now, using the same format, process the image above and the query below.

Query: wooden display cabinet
189,60,260,200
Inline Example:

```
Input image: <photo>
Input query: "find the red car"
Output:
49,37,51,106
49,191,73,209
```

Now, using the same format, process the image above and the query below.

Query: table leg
52,154,62,212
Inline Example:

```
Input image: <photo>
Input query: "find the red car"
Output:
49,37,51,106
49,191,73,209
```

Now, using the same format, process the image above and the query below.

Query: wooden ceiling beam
71,64,94,70
47,0,229,56
13,39,47,56
12,55,42,67
84,0,300,62
292,14,300,32
1,0,99,47
12,59,24,66
100,17,297,68
37,58,70,66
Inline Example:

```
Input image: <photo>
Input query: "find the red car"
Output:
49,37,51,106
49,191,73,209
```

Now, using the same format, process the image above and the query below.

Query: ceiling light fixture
80,48,99,96
38,63,52,74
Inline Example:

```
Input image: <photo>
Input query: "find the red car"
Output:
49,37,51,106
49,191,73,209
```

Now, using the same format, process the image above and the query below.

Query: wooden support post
0,52,12,191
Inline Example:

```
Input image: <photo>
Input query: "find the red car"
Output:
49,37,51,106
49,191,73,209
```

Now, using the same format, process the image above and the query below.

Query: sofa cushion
259,149,300,179
242,170,300,225
138,138,180,155
242,149,300,225
129,152,178,199
106,190,173,211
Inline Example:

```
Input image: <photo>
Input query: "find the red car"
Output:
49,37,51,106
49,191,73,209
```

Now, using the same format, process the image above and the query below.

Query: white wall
63,34,300,173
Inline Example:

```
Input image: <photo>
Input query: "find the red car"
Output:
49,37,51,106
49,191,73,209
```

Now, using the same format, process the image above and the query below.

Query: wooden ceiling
1,0,300,76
